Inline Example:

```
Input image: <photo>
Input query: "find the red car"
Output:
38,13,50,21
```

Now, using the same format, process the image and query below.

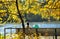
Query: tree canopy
0,0,60,24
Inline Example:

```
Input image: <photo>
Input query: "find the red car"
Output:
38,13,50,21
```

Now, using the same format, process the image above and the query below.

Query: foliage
0,0,60,23
18,0,60,21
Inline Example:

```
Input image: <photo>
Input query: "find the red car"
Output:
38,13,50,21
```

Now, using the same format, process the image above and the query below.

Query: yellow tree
0,0,60,24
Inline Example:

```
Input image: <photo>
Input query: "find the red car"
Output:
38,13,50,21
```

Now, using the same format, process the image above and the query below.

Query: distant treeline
24,13,60,22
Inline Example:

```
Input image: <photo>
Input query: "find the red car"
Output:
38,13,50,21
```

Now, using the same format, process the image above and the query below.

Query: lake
0,22,60,35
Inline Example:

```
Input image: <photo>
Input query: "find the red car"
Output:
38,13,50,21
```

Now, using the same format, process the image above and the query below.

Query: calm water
0,22,60,35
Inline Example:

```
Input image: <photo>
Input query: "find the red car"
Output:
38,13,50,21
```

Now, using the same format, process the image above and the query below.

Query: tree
0,1,9,24
16,0,25,38
0,0,60,24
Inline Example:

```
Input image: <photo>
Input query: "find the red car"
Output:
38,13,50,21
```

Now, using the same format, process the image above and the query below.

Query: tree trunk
16,0,25,38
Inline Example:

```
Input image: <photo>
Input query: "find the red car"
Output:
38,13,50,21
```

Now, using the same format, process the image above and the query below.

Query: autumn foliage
0,0,60,23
